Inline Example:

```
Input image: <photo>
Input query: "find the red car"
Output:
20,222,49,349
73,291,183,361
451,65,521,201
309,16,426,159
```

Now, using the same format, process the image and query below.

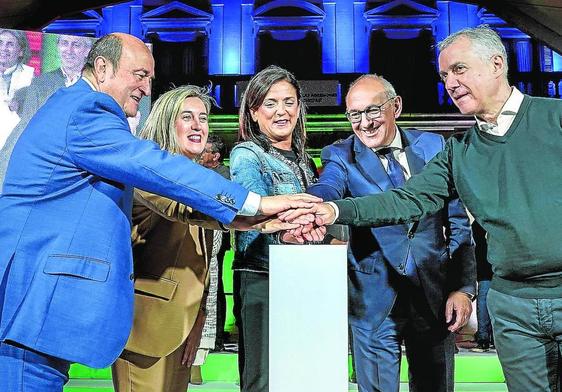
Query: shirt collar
475,87,524,134
1,63,19,77
373,126,403,153
61,67,81,87
82,76,97,91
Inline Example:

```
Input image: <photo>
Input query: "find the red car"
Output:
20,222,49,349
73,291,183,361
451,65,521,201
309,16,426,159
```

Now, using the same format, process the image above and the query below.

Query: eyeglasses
345,97,396,123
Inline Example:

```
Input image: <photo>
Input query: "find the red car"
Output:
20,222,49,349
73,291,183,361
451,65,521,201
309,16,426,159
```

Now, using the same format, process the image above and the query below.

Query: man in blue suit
0,33,318,391
308,75,476,392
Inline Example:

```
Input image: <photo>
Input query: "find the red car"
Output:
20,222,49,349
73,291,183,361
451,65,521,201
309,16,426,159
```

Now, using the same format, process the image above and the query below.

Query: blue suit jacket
0,80,248,367
308,129,475,331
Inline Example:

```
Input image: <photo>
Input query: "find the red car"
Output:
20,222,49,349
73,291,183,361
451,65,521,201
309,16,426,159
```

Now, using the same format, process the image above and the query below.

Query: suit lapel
403,129,426,175
401,129,425,234
353,136,393,192
352,129,427,190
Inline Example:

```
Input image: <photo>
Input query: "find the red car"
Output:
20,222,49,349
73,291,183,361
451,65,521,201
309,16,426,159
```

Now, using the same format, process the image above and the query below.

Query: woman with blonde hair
111,84,224,392
111,84,300,391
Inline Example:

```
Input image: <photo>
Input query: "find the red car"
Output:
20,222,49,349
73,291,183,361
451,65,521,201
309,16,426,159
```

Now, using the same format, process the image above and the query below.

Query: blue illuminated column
329,0,356,73
211,0,243,75
130,4,143,38
434,1,451,47
211,0,253,75
322,1,336,73
353,1,368,73
240,2,255,75
515,39,532,72
101,1,143,38
209,2,224,75
435,1,479,59
324,0,364,73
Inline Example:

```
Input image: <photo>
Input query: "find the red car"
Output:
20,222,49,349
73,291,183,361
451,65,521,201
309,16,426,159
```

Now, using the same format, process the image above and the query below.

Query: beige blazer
124,190,222,357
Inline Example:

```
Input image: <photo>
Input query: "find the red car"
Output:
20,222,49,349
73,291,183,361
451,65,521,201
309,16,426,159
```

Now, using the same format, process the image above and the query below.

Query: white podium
269,245,348,392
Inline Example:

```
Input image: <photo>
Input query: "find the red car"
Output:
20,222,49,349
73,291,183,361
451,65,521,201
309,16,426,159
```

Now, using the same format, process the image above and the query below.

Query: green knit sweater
335,95,562,298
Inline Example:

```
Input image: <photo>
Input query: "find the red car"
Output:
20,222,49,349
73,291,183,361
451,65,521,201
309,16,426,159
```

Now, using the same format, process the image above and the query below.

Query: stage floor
64,348,506,391
65,380,508,392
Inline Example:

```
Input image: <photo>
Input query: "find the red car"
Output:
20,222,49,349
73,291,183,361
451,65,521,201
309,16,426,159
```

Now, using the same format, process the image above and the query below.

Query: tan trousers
111,342,190,392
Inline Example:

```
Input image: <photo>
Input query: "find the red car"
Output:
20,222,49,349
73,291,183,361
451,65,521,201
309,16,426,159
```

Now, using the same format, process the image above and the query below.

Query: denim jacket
230,141,317,272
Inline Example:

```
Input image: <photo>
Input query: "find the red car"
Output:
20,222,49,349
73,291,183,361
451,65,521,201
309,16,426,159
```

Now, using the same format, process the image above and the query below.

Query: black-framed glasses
345,97,395,123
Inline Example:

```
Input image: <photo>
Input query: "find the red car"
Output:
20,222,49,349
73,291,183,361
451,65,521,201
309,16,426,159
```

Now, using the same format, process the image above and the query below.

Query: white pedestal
269,245,348,392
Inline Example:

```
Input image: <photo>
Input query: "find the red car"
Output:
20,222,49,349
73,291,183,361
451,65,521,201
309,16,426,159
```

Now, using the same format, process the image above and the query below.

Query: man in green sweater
286,26,562,391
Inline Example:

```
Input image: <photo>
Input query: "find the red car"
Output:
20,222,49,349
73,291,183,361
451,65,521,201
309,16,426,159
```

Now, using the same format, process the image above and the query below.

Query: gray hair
56,34,93,49
82,33,122,74
347,74,397,101
138,84,215,155
438,25,508,77
0,29,31,64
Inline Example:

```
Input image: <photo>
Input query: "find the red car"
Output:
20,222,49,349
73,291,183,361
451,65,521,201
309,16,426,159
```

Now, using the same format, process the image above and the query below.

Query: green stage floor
65,380,507,391
64,349,507,391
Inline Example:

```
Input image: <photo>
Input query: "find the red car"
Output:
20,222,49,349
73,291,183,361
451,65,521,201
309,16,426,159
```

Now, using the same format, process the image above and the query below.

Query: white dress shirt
327,127,410,222
373,126,411,180
475,87,524,136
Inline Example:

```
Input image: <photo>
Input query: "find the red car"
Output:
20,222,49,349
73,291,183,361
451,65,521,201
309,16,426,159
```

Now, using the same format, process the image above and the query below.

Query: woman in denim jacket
230,65,320,392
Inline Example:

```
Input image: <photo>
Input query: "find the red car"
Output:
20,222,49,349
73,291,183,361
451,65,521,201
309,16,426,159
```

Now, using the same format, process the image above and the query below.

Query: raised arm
133,189,222,230
333,142,456,226
67,93,248,225
307,145,349,201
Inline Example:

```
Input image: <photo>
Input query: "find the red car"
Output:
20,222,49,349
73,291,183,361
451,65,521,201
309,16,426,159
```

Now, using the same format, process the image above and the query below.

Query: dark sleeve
333,139,456,226
472,221,493,281
444,198,476,296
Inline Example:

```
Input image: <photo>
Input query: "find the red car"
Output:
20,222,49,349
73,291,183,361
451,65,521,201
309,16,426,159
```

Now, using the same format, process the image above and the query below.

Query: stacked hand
277,201,338,244
258,193,322,215
231,195,337,244
278,202,337,226
280,223,327,244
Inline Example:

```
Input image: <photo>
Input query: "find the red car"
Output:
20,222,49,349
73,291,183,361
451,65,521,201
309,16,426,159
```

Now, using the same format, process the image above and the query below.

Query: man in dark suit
308,74,476,392
0,32,318,392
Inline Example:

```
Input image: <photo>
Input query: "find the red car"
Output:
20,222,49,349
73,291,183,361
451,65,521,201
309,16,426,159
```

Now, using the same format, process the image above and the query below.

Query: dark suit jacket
308,128,476,331
0,79,248,368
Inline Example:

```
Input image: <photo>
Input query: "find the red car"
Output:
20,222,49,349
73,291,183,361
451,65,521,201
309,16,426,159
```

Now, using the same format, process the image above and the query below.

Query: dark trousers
475,279,492,344
233,270,269,392
215,233,230,347
488,288,562,392
0,340,70,392
352,292,455,392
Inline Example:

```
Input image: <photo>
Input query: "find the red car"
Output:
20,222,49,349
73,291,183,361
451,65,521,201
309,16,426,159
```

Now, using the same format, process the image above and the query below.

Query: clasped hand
277,201,337,243
231,194,336,244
